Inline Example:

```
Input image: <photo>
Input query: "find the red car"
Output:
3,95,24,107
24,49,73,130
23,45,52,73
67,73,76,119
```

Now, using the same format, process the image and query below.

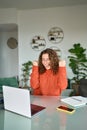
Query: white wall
0,6,87,80
0,31,18,77
0,8,18,78
18,5,87,80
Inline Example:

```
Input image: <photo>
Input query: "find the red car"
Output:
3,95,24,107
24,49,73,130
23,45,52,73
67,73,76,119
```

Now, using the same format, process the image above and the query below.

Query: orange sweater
30,66,68,96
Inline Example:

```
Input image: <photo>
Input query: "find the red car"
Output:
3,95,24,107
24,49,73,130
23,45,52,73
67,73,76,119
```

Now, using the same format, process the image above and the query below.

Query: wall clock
7,37,18,49
31,35,46,51
48,27,64,43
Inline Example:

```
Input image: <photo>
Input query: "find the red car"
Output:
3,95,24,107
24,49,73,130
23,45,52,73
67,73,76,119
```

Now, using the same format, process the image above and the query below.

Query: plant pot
71,83,79,96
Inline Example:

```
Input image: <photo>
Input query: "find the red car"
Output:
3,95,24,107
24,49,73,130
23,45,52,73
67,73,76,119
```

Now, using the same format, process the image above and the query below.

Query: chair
78,79,87,97
0,76,19,93
61,78,73,96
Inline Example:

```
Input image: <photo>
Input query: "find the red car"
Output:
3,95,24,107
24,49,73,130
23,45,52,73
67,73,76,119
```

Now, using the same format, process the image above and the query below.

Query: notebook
2,85,46,118
61,96,87,108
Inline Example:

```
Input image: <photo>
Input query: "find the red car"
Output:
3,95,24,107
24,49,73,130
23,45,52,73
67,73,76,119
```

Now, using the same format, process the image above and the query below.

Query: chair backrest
78,79,87,97
0,76,18,93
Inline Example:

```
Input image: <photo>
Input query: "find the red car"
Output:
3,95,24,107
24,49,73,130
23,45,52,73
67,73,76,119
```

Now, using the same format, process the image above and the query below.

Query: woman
30,48,67,96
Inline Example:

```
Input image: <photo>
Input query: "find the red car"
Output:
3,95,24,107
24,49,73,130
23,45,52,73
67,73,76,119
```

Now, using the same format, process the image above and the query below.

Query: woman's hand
59,60,66,67
33,60,38,66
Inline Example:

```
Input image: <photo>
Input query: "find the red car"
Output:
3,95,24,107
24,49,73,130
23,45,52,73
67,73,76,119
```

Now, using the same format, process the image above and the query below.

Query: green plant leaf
68,43,87,84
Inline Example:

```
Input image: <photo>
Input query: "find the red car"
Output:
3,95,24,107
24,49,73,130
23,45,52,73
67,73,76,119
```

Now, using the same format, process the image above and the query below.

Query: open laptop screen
3,86,46,118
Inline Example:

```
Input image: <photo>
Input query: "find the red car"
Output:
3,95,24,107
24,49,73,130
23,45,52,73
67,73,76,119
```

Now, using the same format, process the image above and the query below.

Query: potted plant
21,61,32,88
68,43,87,95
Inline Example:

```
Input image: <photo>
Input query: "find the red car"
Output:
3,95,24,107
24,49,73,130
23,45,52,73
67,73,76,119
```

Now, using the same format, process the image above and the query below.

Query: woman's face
42,53,51,69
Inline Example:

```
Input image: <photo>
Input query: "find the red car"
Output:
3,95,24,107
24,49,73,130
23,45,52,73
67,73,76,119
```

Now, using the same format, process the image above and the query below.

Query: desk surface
0,96,87,130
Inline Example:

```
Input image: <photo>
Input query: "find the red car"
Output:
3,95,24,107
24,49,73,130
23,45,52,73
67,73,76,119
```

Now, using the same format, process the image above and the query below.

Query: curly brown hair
38,48,59,74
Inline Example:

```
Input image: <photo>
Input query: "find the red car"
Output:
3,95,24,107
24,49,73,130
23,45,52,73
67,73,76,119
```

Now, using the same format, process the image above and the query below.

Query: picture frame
48,27,64,43
31,35,46,51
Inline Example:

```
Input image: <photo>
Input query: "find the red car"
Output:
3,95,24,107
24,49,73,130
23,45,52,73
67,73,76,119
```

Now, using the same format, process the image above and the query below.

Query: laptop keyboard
31,104,46,115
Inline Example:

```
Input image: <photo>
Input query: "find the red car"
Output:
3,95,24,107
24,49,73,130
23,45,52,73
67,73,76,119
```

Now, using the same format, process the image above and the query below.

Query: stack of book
61,96,87,108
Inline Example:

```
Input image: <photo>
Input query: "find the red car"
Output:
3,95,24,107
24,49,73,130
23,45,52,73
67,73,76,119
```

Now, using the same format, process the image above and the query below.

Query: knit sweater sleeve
57,67,68,91
30,66,40,89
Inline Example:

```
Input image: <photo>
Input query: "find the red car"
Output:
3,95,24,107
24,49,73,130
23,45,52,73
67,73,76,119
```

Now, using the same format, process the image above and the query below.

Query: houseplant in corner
68,43,87,95
21,60,32,89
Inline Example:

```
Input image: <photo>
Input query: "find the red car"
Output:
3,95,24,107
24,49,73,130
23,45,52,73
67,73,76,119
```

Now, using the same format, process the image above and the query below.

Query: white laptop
2,85,45,118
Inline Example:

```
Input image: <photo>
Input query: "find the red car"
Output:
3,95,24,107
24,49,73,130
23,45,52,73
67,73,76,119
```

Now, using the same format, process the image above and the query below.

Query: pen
71,97,82,102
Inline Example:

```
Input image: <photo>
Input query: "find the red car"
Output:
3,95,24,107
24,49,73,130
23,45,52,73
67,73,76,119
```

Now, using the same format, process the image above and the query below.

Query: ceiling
0,0,87,10
0,0,87,32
